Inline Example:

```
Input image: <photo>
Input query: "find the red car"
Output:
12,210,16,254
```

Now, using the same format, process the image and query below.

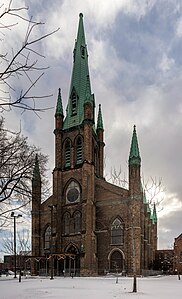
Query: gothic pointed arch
73,210,82,233
64,242,80,275
65,242,80,254
70,87,78,116
108,249,125,273
64,179,81,204
44,225,51,250
111,217,124,245
75,135,83,165
63,138,71,168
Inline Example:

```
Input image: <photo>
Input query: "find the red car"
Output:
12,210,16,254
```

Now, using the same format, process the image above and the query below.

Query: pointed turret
128,125,141,197
63,13,95,130
32,154,41,185
55,88,64,117
97,104,104,130
152,203,157,224
96,104,104,178
32,154,41,273
55,88,64,131
129,125,141,166
54,89,64,169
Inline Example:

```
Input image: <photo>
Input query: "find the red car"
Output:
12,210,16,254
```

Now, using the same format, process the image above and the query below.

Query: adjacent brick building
174,234,182,274
154,250,174,274
31,13,157,276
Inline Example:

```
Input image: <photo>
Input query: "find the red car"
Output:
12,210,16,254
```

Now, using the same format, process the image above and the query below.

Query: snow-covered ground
0,275,181,299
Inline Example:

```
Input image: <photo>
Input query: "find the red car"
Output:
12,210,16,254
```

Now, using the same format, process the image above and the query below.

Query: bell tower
52,13,105,276
128,125,142,275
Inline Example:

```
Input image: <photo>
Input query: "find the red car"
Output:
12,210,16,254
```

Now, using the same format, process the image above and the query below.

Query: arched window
111,218,124,245
63,213,70,234
65,140,71,167
44,226,51,249
66,181,80,204
74,211,81,233
76,137,83,164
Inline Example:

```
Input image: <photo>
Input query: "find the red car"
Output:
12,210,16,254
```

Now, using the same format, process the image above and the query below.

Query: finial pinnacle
129,125,141,166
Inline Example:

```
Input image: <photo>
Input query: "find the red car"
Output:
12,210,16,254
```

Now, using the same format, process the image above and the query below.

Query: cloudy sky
2,0,182,251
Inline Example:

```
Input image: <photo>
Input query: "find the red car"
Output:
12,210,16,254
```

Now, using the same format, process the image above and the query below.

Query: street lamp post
48,205,57,280
11,212,22,278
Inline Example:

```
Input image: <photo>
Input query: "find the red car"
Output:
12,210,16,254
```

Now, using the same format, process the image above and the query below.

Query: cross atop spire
63,13,94,130
128,125,141,166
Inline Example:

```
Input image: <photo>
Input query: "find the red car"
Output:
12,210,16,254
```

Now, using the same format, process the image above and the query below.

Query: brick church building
31,13,157,276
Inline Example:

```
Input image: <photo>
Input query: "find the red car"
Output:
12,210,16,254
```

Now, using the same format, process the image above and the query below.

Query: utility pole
48,205,57,280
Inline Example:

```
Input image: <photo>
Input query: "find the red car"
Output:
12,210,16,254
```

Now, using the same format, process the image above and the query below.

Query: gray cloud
2,0,182,252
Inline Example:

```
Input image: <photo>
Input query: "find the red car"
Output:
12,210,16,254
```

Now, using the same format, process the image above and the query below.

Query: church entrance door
110,250,123,273
65,244,80,276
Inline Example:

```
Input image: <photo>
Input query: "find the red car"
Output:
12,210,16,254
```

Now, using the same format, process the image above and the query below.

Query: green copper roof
128,125,141,166
32,154,41,182
55,88,63,117
97,104,104,130
152,202,157,224
63,13,95,130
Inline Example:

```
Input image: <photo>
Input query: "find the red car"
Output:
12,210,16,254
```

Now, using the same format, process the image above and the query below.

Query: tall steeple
63,13,94,129
129,125,141,166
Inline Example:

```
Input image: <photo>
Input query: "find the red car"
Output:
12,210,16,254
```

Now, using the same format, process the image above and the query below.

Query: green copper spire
55,88,63,117
152,202,157,224
63,13,94,129
97,104,103,130
129,125,141,166
32,154,41,182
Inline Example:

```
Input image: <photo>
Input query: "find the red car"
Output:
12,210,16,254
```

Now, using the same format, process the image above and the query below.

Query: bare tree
2,228,30,255
107,166,165,210
106,166,128,189
142,176,165,210
0,117,50,228
0,0,59,113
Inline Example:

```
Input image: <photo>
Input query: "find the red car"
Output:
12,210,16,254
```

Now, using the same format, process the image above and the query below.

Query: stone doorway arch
64,243,80,276
109,249,124,273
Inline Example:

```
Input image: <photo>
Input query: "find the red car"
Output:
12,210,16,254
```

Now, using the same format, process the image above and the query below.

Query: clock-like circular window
66,181,80,204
